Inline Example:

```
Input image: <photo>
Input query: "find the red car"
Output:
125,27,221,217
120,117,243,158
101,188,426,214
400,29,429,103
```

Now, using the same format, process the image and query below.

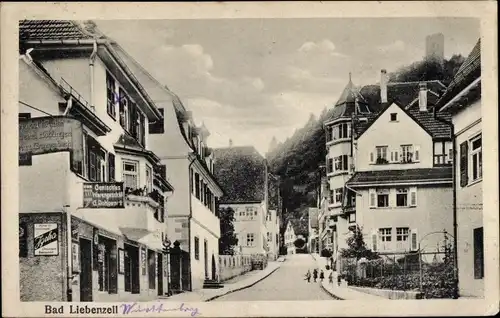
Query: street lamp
162,236,172,296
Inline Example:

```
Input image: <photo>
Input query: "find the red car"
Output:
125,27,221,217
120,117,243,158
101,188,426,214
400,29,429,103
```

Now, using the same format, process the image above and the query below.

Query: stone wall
219,255,252,282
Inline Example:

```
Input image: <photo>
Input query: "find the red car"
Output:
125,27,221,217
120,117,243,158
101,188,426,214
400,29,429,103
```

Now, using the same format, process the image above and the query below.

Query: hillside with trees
267,56,466,230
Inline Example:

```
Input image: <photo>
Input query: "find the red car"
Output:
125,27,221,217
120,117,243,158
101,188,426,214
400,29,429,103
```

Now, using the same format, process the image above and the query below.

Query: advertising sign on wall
34,223,59,256
19,221,28,257
118,249,125,274
72,242,80,273
19,116,83,165
83,182,125,209
141,247,147,276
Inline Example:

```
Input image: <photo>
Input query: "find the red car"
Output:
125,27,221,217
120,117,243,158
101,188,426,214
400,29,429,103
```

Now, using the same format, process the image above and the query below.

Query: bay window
331,122,351,141
332,155,349,173
123,160,139,191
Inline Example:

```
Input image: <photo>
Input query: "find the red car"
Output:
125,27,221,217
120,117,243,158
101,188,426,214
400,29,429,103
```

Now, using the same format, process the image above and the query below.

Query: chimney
380,69,388,103
419,82,428,111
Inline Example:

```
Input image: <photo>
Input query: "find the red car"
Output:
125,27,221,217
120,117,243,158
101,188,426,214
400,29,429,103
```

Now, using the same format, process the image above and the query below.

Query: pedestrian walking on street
313,268,318,282
305,270,311,283
328,271,333,284
319,270,325,282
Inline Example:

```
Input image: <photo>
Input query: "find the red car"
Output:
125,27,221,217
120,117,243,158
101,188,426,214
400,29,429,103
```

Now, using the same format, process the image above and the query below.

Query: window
266,211,272,222
246,233,255,247
348,213,356,223
194,237,200,260
470,135,482,182
149,108,165,134
396,188,408,207
329,189,335,205
331,122,351,140
334,188,343,204
379,228,392,242
333,155,349,173
118,88,129,130
396,227,409,241
108,153,115,181
106,72,116,119
376,146,388,164
377,190,389,208
145,165,152,193
195,173,200,199
401,145,414,163
390,113,398,121
473,227,484,279
122,160,139,191
267,232,272,242
87,135,106,182
327,158,334,173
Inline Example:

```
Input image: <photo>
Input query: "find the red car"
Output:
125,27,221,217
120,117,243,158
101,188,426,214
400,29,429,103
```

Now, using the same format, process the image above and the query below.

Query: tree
294,237,306,249
339,225,379,260
218,207,238,255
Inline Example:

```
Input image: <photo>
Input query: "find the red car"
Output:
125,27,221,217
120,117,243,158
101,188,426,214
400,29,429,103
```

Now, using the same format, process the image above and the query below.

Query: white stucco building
109,41,224,292
214,146,281,260
284,221,297,255
18,20,173,301
436,39,483,298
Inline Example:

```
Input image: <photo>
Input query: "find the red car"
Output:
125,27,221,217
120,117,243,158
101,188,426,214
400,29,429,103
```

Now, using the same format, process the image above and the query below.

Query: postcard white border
1,1,498,317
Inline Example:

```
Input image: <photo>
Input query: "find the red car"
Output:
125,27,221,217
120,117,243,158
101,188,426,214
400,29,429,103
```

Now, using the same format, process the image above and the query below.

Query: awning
120,227,164,252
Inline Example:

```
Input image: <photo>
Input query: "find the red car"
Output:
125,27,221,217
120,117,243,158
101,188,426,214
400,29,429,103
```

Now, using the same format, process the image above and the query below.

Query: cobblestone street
213,254,337,301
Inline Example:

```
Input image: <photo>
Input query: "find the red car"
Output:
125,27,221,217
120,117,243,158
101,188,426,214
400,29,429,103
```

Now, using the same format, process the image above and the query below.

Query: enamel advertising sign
34,223,59,256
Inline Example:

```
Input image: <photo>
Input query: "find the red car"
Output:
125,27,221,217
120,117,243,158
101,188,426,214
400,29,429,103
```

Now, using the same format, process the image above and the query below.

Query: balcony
343,205,356,214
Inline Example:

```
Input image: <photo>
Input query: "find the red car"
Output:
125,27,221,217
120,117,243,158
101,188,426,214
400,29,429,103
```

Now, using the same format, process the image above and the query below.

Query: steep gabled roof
19,20,94,41
436,39,481,110
213,146,267,204
354,101,451,140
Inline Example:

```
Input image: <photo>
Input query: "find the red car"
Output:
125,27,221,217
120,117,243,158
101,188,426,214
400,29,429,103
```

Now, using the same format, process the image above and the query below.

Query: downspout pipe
434,108,459,299
187,155,197,291
89,40,98,111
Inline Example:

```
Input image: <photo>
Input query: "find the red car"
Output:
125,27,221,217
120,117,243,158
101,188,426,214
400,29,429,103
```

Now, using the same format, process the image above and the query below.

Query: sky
96,18,479,155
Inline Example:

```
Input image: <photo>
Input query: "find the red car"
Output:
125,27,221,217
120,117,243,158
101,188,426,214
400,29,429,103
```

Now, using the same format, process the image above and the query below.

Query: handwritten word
120,302,200,317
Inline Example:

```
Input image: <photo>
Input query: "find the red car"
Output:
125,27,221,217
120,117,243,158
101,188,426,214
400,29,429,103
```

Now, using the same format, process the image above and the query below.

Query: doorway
203,240,208,279
79,238,93,301
211,254,216,280
157,253,163,296
124,244,140,294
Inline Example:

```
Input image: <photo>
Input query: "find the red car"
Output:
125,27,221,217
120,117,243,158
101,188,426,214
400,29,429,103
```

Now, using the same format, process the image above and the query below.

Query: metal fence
338,249,457,299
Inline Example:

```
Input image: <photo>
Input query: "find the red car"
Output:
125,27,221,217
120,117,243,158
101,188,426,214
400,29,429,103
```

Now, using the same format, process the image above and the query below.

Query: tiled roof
346,167,452,186
308,208,319,229
213,146,267,203
407,108,452,139
354,102,452,139
19,20,93,41
325,80,445,123
115,133,144,150
436,39,481,109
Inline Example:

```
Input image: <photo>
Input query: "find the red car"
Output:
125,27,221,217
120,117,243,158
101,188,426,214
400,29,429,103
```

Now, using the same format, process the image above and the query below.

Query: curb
319,282,345,300
205,265,282,302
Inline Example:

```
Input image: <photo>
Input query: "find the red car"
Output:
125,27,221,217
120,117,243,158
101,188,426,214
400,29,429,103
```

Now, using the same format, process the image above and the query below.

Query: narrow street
213,254,338,301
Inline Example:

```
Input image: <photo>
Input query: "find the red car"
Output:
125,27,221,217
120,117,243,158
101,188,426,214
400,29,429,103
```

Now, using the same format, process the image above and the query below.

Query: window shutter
460,141,469,187
371,231,378,251
369,189,376,208
369,152,374,164
394,151,399,163
414,145,420,162
409,187,417,206
410,229,418,251
390,151,394,162
108,153,115,181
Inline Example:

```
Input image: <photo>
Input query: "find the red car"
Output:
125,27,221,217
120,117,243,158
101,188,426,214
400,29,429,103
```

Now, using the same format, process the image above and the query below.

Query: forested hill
267,55,466,227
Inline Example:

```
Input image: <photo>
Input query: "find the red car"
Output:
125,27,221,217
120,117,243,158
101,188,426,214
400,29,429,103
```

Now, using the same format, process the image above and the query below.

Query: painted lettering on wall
19,116,83,166
83,182,125,209
34,223,59,256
